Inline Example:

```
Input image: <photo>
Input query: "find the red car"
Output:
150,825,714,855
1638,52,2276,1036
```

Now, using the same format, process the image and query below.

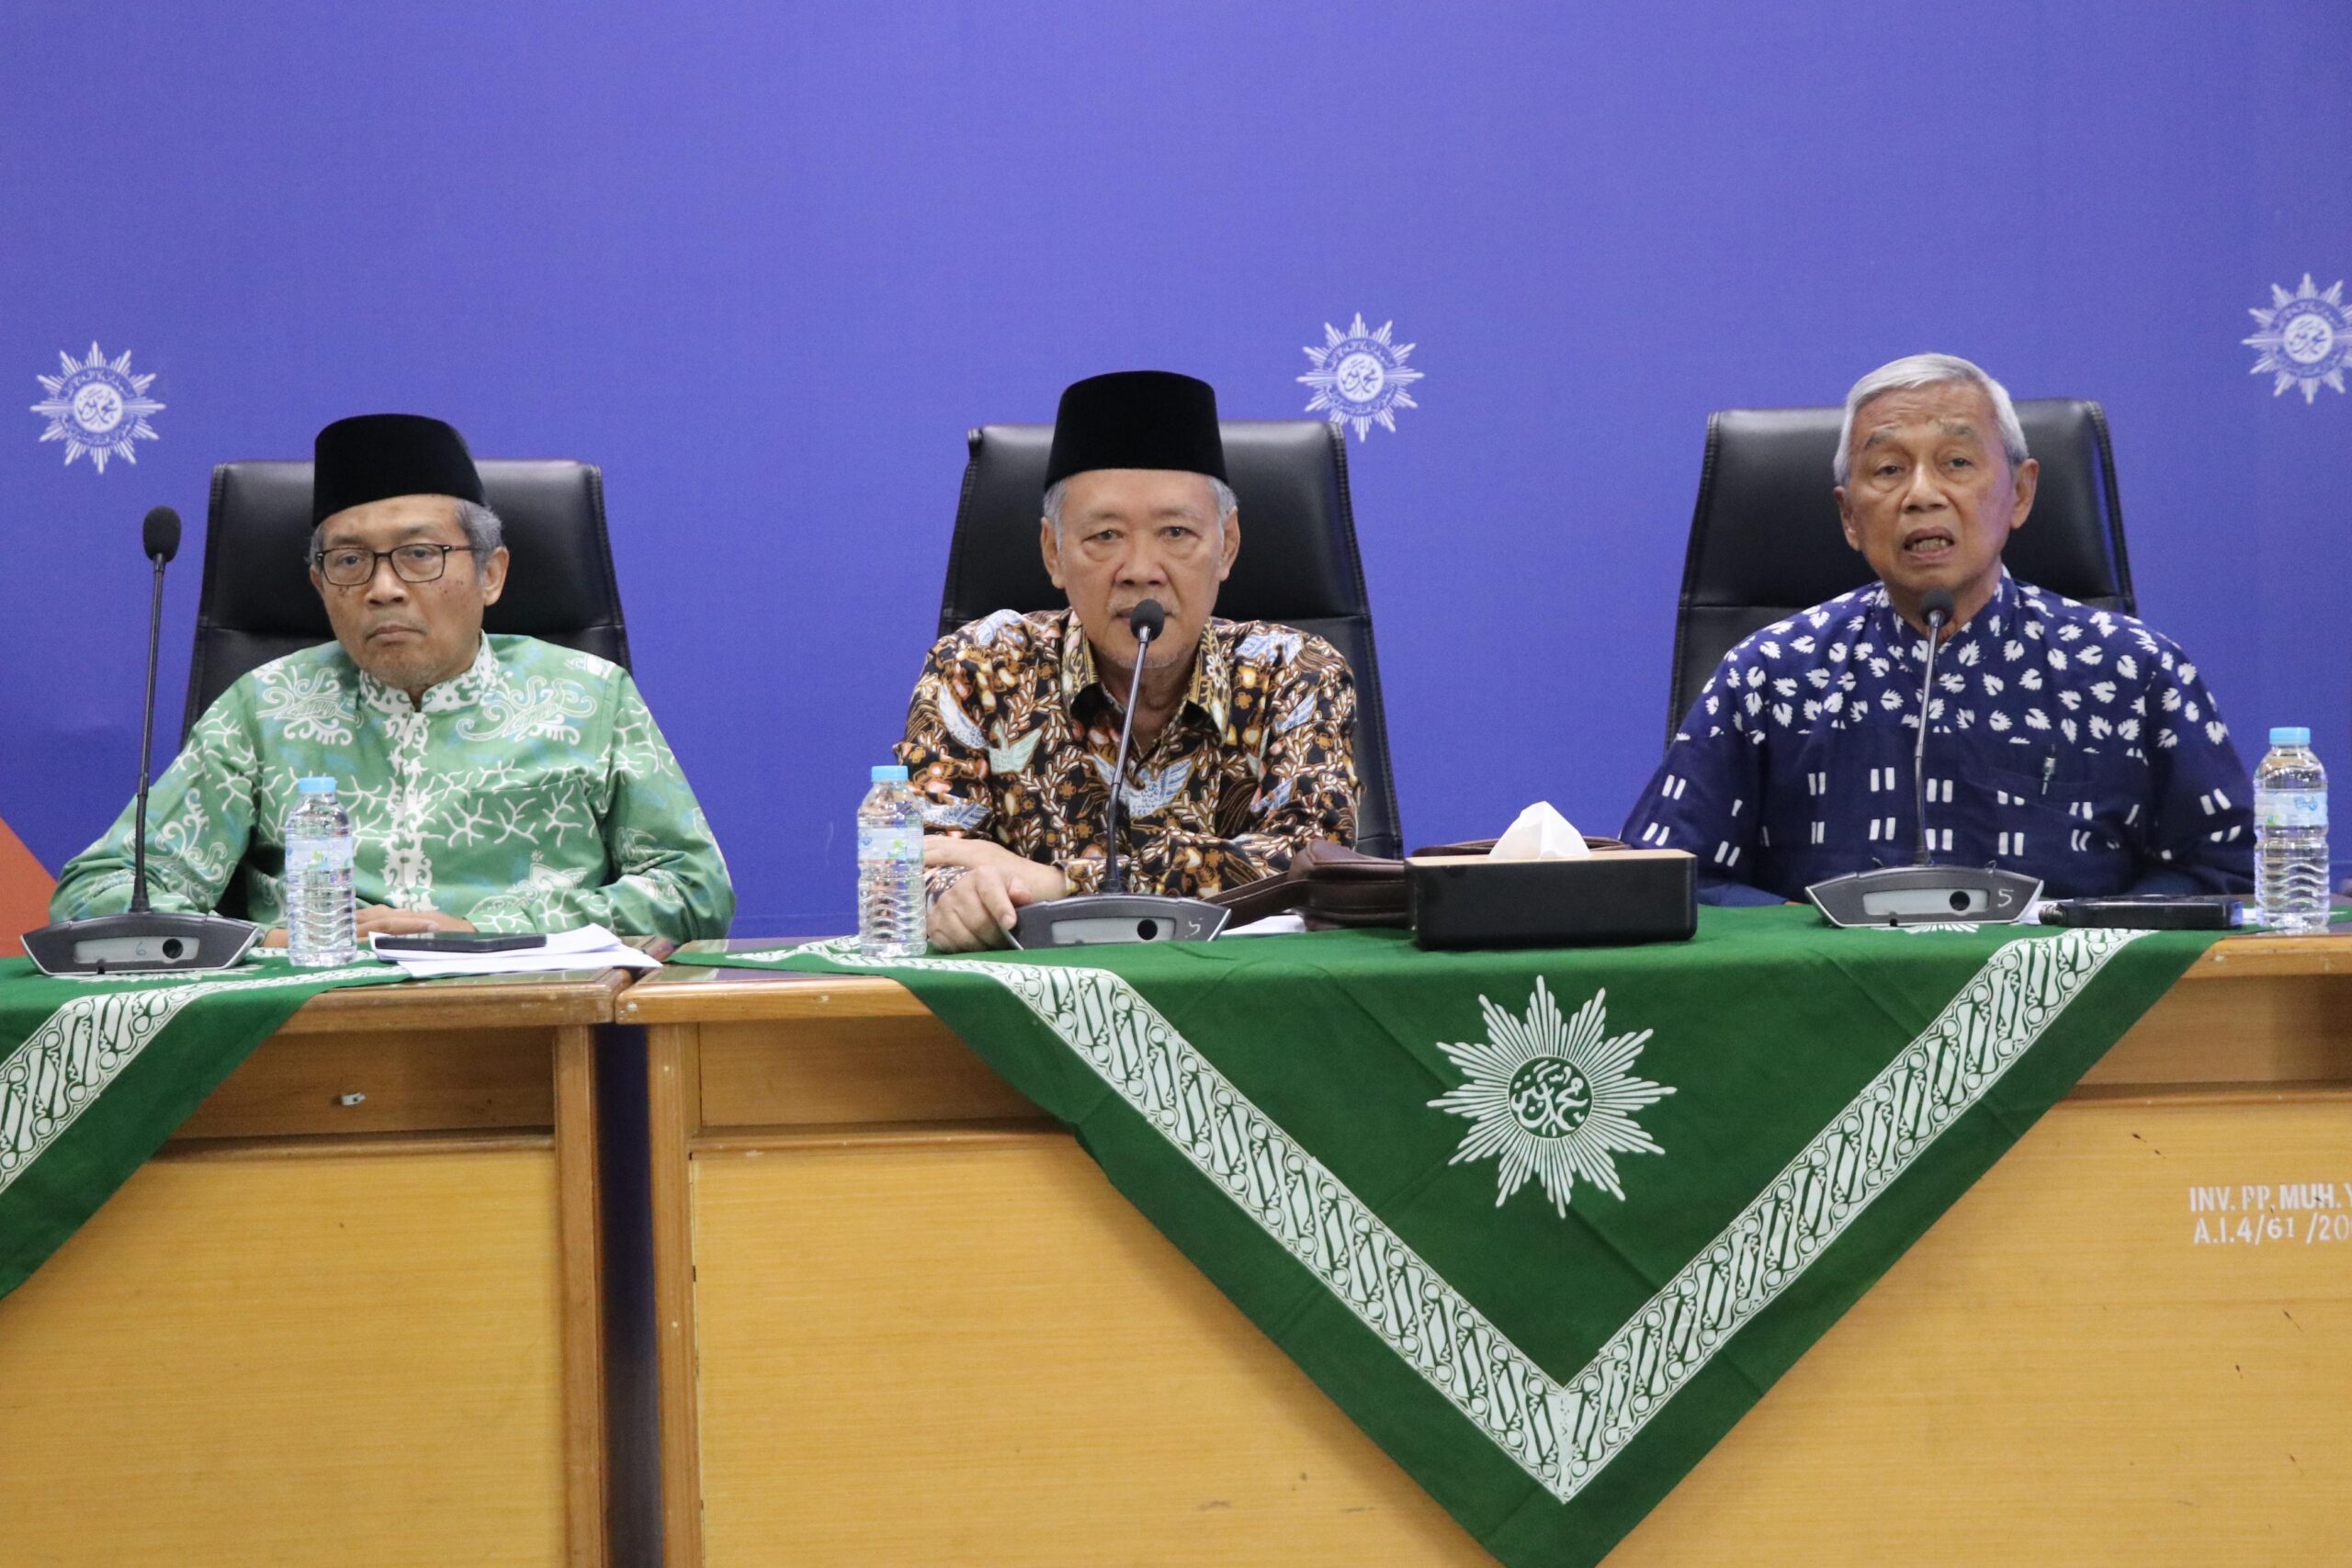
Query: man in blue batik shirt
1623,353,2256,907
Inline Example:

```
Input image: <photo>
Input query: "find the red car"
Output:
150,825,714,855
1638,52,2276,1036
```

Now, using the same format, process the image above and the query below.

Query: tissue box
1408,849,1697,950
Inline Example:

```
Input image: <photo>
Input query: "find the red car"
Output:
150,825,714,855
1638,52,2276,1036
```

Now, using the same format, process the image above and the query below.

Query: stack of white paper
370,923,661,978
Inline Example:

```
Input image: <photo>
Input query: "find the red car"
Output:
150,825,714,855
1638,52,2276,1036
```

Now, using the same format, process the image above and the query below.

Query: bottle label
857,825,922,863
2254,790,2327,829
285,835,356,874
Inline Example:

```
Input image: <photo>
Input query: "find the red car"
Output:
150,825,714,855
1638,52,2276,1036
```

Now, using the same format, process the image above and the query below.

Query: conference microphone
143,503,180,564
1100,598,1167,897
1804,587,2041,929
1907,588,1954,869
128,508,181,915
1010,599,1229,948
23,509,261,975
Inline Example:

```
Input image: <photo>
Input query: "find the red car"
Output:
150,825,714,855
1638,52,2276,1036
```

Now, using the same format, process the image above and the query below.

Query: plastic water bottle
857,764,926,959
2253,728,2329,934
284,776,358,967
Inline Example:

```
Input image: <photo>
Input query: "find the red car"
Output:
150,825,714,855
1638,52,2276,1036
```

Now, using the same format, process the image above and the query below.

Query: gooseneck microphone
142,503,181,560
1006,598,1229,948
1100,599,1166,897
22,508,260,974
127,507,182,915
1804,585,2042,928
1909,588,1955,869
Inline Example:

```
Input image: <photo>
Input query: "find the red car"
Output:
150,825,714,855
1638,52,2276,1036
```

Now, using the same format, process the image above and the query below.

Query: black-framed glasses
313,543,478,587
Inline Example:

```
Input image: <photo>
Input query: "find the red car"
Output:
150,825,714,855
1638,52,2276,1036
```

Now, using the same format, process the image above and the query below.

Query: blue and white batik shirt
1622,573,2256,905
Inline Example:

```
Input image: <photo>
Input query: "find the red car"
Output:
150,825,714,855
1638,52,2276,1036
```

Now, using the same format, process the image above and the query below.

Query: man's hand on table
923,837,1067,953
258,906,479,947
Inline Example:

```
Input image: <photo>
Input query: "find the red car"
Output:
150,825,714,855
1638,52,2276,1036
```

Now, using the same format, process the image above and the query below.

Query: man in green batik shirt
50,413,734,943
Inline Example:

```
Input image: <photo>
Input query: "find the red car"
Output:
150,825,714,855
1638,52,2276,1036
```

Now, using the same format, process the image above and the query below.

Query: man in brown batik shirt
899,370,1359,952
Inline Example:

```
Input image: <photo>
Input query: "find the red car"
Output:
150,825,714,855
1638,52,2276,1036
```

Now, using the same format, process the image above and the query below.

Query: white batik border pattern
0,966,384,1194
750,927,2143,1501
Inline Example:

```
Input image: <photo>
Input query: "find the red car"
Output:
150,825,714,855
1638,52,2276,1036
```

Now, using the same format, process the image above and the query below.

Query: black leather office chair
183,459,631,738
940,420,1403,860
1666,398,2134,745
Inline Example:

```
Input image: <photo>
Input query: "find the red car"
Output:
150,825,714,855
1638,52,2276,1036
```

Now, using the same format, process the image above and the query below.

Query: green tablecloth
0,954,407,1301
684,907,2221,1568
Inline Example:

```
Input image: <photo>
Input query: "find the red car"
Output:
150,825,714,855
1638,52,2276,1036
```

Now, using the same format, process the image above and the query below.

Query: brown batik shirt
897,608,1359,900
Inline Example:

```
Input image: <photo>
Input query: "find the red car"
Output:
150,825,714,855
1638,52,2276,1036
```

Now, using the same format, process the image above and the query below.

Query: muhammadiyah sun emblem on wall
1299,312,1423,441
1430,979,1674,1216
29,344,164,472
2243,275,2350,404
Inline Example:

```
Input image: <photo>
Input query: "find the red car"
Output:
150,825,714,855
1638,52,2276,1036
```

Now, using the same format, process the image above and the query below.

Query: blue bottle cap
297,775,338,794
870,764,910,783
2268,727,2312,747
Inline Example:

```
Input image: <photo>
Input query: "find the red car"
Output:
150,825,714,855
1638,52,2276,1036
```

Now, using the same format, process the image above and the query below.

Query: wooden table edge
273,965,632,1033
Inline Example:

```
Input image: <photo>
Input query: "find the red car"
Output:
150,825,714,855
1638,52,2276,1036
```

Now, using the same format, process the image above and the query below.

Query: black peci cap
311,413,486,527
1043,370,1227,491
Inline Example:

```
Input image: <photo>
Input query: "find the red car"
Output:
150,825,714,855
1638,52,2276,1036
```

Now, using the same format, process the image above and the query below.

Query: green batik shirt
50,634,734,942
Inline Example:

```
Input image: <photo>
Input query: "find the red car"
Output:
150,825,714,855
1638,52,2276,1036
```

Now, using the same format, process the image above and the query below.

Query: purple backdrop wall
4,3,2347,933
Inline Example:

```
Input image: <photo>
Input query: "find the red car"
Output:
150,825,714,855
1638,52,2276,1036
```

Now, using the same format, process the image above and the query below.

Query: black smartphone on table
2038,896,2243,931
369,932,549,954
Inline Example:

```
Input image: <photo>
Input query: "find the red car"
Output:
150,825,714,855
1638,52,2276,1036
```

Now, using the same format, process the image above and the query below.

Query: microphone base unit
22,910,264,977
1805,865,2042,929
1011,894,1229,948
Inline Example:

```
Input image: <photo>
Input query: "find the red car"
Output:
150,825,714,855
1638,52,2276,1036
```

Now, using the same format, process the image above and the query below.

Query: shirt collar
1869,568,2019,650
1057,610,1230,732
354,634,501,716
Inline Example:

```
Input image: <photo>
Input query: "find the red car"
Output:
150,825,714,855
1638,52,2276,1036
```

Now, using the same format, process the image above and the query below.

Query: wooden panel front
172,1026,556,1142
697,1016,1038,1131
1,974,618,1567
2081,973,2352,1090
688,1133,1482,1565
0,1143,568,1565
681,1094,2352,1565
1613,1092,2352,1564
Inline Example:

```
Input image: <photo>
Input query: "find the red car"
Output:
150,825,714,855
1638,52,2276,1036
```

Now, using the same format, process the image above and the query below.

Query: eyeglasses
313,543,478,587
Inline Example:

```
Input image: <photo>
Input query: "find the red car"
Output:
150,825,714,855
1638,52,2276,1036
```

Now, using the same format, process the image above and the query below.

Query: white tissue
1488,801,1590,861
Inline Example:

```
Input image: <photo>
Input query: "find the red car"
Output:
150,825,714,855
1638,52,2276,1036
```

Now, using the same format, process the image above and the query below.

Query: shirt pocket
1980,748,2130,868
462,762,611,862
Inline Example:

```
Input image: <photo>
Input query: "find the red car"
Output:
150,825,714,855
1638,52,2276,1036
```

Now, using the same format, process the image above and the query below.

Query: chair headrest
200,458,628,640
1685,398,2131,611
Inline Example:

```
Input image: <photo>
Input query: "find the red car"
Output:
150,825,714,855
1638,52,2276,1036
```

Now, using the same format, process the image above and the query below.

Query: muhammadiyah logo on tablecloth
1430,979,1674,1216
2243,275,2350,403
28,343,164,472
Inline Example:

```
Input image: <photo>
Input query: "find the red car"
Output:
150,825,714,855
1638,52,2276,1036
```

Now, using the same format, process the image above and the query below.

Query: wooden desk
628,935,2352,1567
0,969,628,1567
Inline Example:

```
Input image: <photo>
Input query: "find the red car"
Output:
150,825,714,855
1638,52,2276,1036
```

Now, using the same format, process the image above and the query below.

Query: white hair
453,498,504,566
1833,353,2030,485
1043,474,1236,536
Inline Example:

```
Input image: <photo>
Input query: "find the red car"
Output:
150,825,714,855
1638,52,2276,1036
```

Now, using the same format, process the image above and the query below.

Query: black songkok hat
1044,371,1227,491
311,413,486,527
